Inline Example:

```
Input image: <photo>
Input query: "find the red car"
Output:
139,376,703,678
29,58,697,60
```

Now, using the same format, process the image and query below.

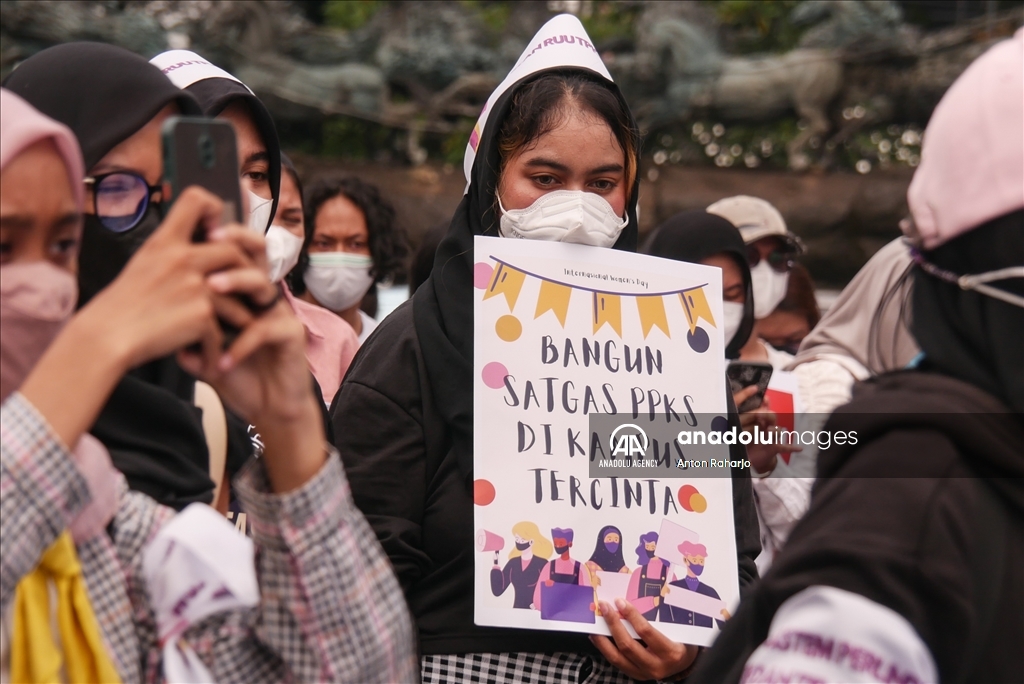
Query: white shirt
358,309,378,345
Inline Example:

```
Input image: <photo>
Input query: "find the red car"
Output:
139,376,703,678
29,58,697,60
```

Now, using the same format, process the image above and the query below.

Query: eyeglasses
746,245,796,273
84,171,162,233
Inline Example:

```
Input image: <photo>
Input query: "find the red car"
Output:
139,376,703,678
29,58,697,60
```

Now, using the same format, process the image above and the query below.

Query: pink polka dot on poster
474,262,494,289
481,362,509,389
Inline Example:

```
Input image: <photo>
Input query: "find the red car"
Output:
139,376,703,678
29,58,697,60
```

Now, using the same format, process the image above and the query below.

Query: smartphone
161,116,242,239
727,361,774,412
162,117,244,347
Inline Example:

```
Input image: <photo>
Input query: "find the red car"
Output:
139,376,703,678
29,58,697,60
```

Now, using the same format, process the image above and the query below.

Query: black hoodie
330,18,761,658
691,370,1024,683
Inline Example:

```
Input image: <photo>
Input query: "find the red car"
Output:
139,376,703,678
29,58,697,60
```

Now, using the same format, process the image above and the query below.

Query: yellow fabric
11,532,121,684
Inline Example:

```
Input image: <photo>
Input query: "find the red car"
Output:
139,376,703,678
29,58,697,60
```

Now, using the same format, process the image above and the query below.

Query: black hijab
588,524,627,572
643,210,755,359
912,209,1024,412
182,78,280,232
5,43,204,306
5,43,229,509
148,50,282,232
412,67,641,485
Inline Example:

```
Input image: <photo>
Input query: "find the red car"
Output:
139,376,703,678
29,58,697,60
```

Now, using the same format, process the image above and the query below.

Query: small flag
636,295,670,339
679,287,716,334
483,263,526,311
593,293,622,336
535,280,573,326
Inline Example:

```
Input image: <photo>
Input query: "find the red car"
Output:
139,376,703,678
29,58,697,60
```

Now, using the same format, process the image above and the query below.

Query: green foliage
440,119,476,167
321,116,398,160
458,0,512,33
707,0,804,54
580,1,641,44
323,0,382,31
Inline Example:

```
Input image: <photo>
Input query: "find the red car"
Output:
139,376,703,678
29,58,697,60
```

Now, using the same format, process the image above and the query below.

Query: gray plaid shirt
1,393,419,683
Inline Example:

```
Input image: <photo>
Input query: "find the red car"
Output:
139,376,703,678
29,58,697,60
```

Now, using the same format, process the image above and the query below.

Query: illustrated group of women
1,13,1021,684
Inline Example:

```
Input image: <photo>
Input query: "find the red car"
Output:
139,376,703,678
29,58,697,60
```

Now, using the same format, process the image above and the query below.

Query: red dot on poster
474,262,494,289
678,484,698,511
474,479,496,506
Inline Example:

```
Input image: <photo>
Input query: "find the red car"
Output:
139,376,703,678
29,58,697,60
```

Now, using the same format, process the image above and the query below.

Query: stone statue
2,0,1019,169
608,7,843,170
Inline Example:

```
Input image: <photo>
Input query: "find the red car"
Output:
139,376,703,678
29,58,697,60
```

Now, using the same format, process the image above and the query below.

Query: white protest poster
473,235,739,646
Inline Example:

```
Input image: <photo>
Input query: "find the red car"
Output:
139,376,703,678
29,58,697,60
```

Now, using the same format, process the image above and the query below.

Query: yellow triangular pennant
679,287,716,334
593,292,622,337
483,263,526,311
535,280,573,326
636,295,670,339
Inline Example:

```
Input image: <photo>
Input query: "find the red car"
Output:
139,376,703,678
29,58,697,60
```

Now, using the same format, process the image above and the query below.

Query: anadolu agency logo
609,423,649,458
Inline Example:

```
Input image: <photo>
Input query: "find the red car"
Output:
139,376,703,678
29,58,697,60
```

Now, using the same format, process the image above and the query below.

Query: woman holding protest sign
330,14,760,683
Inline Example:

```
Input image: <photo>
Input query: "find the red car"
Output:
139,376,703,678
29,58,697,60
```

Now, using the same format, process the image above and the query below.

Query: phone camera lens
198,134,215,169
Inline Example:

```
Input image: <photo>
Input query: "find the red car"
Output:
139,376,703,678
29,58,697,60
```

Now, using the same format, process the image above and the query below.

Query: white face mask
246,189,273,234
264,225,303,283
722,301,745,347
749,261,789,319
303,252,374,312
498,190,628,248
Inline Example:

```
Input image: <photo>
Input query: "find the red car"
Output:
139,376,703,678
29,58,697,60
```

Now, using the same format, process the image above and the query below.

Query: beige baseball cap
707,195,805,253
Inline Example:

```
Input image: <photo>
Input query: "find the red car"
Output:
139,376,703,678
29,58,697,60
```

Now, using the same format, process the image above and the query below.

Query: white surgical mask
303,252,374,312
722,301,745,347
749,261,789,319
246,189,273,234
264,225,303,283
498,190,628,248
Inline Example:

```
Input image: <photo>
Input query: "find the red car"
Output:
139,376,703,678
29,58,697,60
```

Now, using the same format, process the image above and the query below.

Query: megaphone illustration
477,529,505,552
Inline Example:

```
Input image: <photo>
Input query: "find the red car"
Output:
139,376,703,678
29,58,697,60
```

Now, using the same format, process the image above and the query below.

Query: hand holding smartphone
162,116,243,238
727,361,773,412
162,116,248,347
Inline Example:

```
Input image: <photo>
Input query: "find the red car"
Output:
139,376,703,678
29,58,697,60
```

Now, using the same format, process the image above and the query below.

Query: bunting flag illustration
636,295,670,339
481,256,719,352
592,293,622,336
535,280,573,326
484,262,527,310
679,287,716,334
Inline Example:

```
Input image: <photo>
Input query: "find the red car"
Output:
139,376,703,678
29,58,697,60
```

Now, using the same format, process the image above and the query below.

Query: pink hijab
1,88,119,541
0,88,84,207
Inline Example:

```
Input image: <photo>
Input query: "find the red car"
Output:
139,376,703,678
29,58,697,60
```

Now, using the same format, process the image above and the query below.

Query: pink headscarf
0,88,84,207
905,29,1024,249
1,88,119,542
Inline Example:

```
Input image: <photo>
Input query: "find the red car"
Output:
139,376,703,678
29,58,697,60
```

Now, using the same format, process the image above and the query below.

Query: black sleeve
692,429,982,684
726,385,761,593
730,462,761,594
330,380,431,594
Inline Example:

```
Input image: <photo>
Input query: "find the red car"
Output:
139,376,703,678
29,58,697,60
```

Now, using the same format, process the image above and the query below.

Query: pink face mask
1,260,120,541
0,260,77,402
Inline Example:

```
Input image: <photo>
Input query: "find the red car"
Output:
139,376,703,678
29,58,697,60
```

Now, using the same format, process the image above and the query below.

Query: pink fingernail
208,228,228,241
207,273,230,290
615,598,627,610
218,354,233,371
